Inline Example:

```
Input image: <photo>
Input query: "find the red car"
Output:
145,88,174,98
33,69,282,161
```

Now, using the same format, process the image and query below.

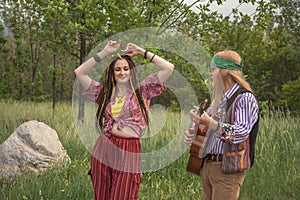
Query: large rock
0,120,70,180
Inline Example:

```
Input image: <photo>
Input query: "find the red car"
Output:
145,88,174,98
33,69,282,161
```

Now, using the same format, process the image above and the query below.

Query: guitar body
186,99,208,176
186,125,208,176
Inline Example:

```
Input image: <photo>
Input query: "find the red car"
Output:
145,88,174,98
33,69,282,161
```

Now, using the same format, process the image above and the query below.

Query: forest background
0,0,299,199
0,0,299,115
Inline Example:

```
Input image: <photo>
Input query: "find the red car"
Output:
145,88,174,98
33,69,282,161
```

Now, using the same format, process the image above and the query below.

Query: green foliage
169,100,180,112
0,0,299,113
278,77,300,114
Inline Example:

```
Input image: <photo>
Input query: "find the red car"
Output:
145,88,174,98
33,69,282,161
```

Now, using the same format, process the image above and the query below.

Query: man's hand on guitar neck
189,109,220,133
189,108,210,126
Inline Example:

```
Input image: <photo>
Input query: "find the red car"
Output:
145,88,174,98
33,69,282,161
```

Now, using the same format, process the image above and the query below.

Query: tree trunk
52,54,57,114
60,70,64,102
148,0,156,24
78,12,86,123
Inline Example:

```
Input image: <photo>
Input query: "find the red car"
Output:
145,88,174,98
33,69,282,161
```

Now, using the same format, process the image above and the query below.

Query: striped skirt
89,133,141,200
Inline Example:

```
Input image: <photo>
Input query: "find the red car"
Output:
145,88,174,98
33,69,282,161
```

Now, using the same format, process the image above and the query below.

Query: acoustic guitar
186,99,208,176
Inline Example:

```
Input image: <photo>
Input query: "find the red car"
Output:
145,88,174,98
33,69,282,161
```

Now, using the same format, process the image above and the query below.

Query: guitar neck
196,124,208,136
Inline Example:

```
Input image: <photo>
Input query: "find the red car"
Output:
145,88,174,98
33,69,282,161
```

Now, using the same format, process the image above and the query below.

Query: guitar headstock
197,99,208,116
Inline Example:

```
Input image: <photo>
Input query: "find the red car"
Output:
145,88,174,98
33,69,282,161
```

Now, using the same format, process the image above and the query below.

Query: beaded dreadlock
96,54,149,129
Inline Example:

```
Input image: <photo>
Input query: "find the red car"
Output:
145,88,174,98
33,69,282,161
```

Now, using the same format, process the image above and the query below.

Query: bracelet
150,54,156,62
215,121,220,132
220,123,235,142
93,54,101,63
144,50,148,59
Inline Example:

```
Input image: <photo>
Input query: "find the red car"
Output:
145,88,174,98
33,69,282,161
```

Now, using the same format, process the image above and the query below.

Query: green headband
210,56,243,71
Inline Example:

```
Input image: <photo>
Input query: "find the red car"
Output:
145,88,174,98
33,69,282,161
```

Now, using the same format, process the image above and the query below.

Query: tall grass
239,109,300,200
0,100,299,200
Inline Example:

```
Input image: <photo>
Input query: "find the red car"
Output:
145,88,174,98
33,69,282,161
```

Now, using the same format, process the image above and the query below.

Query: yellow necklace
116,95,126,104
111,95,126,118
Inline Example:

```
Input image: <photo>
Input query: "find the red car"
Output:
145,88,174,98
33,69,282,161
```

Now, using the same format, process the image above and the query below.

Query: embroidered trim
219,123,235,143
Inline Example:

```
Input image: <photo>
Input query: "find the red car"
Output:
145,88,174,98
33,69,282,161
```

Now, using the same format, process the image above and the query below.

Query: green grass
0,100,299,200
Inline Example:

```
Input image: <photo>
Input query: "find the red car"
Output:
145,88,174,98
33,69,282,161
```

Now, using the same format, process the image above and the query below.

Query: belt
205,154,223,162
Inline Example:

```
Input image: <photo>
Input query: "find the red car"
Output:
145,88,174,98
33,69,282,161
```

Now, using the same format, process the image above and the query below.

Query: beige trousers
201,160,246,200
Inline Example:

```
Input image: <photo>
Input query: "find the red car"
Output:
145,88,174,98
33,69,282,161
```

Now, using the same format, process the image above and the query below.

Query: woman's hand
103,40,121,55
121,43,144,57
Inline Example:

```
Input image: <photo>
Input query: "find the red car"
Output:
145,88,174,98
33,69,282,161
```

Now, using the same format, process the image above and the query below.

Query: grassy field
0,100,299,200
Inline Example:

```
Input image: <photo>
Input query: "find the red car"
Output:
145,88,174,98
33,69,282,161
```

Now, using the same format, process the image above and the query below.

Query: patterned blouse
83,73,166,138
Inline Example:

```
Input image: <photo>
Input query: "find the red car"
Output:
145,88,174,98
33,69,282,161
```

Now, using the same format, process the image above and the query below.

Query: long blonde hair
210,50,252,116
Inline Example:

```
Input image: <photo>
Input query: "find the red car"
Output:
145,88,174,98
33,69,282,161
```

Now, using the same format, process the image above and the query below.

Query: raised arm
122,43,174,83
74,40,121,90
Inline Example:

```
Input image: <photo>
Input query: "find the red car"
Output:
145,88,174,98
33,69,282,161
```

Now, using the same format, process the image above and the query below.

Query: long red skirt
89,133,141,200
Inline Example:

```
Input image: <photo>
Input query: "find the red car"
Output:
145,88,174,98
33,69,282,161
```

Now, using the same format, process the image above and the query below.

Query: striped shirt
205,83,259,154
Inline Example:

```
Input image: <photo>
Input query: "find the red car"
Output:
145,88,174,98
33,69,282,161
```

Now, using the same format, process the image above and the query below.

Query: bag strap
226,87,250,113
229,93,243,125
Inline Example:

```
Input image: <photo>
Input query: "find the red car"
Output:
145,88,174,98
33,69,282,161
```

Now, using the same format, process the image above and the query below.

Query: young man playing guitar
184,50,259,200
